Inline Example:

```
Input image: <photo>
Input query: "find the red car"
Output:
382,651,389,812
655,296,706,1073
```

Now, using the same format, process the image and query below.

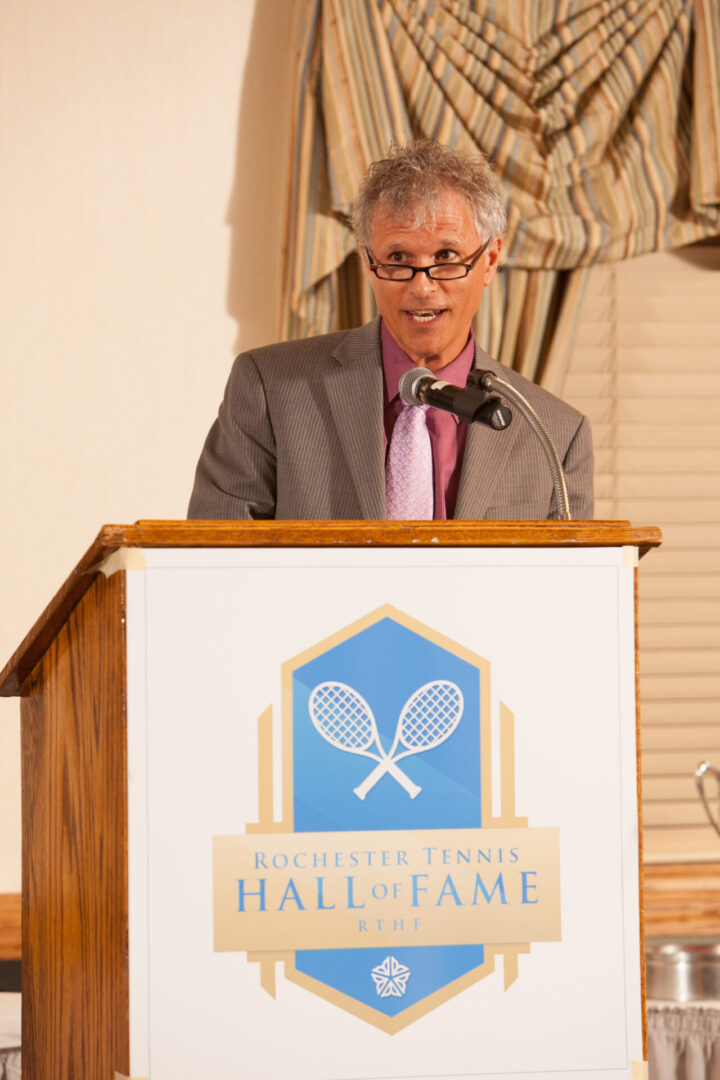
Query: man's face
363,188,502,371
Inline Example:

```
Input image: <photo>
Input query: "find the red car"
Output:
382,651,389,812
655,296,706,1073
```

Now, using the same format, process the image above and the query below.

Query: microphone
399,367,512,430
400,365,573,520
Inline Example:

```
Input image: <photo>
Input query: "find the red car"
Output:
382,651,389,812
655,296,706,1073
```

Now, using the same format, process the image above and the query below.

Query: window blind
561,245,720,864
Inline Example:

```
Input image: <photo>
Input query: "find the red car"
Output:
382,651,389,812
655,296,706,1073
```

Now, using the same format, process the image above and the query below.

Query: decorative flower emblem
371,955,411,997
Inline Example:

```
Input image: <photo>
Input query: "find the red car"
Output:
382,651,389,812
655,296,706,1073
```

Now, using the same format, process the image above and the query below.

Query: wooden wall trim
643,862,720,938
0,893,20,960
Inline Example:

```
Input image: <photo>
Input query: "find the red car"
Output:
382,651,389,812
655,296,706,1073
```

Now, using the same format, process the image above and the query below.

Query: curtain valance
281,0,720,343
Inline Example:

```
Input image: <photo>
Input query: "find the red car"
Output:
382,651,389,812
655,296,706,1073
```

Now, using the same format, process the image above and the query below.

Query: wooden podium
0,521,661,1080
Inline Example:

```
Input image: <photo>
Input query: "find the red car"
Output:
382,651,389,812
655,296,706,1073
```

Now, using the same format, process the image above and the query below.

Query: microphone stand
467,370,572,521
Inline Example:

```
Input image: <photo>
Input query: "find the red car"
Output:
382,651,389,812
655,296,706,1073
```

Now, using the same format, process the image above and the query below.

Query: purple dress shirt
381,320,474,520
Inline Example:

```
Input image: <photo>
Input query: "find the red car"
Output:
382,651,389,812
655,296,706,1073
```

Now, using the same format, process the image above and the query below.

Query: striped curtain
280,0,720,389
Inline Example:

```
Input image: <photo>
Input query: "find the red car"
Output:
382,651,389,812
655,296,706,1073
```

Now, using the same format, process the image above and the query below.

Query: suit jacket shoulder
187,320,386,520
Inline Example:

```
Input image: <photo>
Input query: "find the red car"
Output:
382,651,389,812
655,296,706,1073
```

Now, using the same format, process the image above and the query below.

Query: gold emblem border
244,602,532,1033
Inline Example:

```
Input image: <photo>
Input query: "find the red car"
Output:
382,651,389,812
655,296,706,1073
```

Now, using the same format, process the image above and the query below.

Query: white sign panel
125,546,642,1080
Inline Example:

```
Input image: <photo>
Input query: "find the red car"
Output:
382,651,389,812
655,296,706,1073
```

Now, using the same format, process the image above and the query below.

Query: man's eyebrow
383,237,462,253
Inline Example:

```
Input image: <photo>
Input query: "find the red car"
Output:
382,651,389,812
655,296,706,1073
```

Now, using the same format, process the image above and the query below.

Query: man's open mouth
406,309,445,323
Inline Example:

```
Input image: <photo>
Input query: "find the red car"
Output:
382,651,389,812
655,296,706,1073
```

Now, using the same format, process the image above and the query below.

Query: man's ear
483,236,502,286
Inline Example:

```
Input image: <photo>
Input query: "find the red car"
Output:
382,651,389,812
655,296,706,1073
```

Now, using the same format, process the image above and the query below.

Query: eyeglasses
364,238,491,281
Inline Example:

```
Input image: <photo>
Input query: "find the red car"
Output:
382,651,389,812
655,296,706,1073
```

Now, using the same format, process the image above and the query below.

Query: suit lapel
454,343,522,519
325,324,519,520
328,318,386,518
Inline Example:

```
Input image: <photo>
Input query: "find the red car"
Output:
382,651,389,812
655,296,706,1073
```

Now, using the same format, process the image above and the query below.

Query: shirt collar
381,319,476,407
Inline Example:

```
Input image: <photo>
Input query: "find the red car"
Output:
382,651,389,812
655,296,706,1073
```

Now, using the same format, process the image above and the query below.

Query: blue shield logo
290,611,485,1020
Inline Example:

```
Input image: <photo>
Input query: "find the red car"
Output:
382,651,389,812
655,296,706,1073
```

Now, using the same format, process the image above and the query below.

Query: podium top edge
0,519,662,698
108,518,662,551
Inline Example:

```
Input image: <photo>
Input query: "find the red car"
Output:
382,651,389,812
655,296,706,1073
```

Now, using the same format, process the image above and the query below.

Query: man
188,141,593,520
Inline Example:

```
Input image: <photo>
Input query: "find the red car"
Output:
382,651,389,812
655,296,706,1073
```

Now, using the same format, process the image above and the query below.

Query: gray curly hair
351,139,507,245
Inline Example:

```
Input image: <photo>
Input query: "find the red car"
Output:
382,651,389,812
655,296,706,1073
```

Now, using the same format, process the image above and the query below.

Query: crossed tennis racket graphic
308,679,464,800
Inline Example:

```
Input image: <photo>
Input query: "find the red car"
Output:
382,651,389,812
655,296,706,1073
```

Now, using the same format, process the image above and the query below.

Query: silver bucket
646,943,720,1002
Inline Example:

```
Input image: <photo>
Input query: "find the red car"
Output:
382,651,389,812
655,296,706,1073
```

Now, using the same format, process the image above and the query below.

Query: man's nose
408,269,439,297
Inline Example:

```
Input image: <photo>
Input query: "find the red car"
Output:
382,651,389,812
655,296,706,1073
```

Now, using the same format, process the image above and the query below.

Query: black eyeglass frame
364,237,492,281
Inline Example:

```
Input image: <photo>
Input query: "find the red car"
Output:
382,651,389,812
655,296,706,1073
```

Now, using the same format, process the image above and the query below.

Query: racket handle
354,759,421,800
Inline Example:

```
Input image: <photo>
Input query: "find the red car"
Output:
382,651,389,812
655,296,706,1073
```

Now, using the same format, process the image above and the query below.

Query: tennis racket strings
308,679,463,800
309,682,421,798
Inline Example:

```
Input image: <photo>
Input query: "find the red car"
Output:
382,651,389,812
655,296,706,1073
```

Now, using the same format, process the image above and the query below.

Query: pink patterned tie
385,402,434,520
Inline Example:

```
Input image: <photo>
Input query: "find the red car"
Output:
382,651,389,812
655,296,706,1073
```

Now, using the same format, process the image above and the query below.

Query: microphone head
399,366,434,406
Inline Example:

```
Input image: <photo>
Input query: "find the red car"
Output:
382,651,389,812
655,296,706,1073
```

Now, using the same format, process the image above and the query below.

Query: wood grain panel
644,863,720,938
21,569,129,1078
123,519,660,550
0,893,20,960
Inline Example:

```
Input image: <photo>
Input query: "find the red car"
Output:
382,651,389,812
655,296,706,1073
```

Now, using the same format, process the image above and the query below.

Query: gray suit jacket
188,318,593,520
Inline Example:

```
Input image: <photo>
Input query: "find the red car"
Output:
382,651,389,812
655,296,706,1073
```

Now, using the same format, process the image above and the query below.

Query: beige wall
0,0,297,891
